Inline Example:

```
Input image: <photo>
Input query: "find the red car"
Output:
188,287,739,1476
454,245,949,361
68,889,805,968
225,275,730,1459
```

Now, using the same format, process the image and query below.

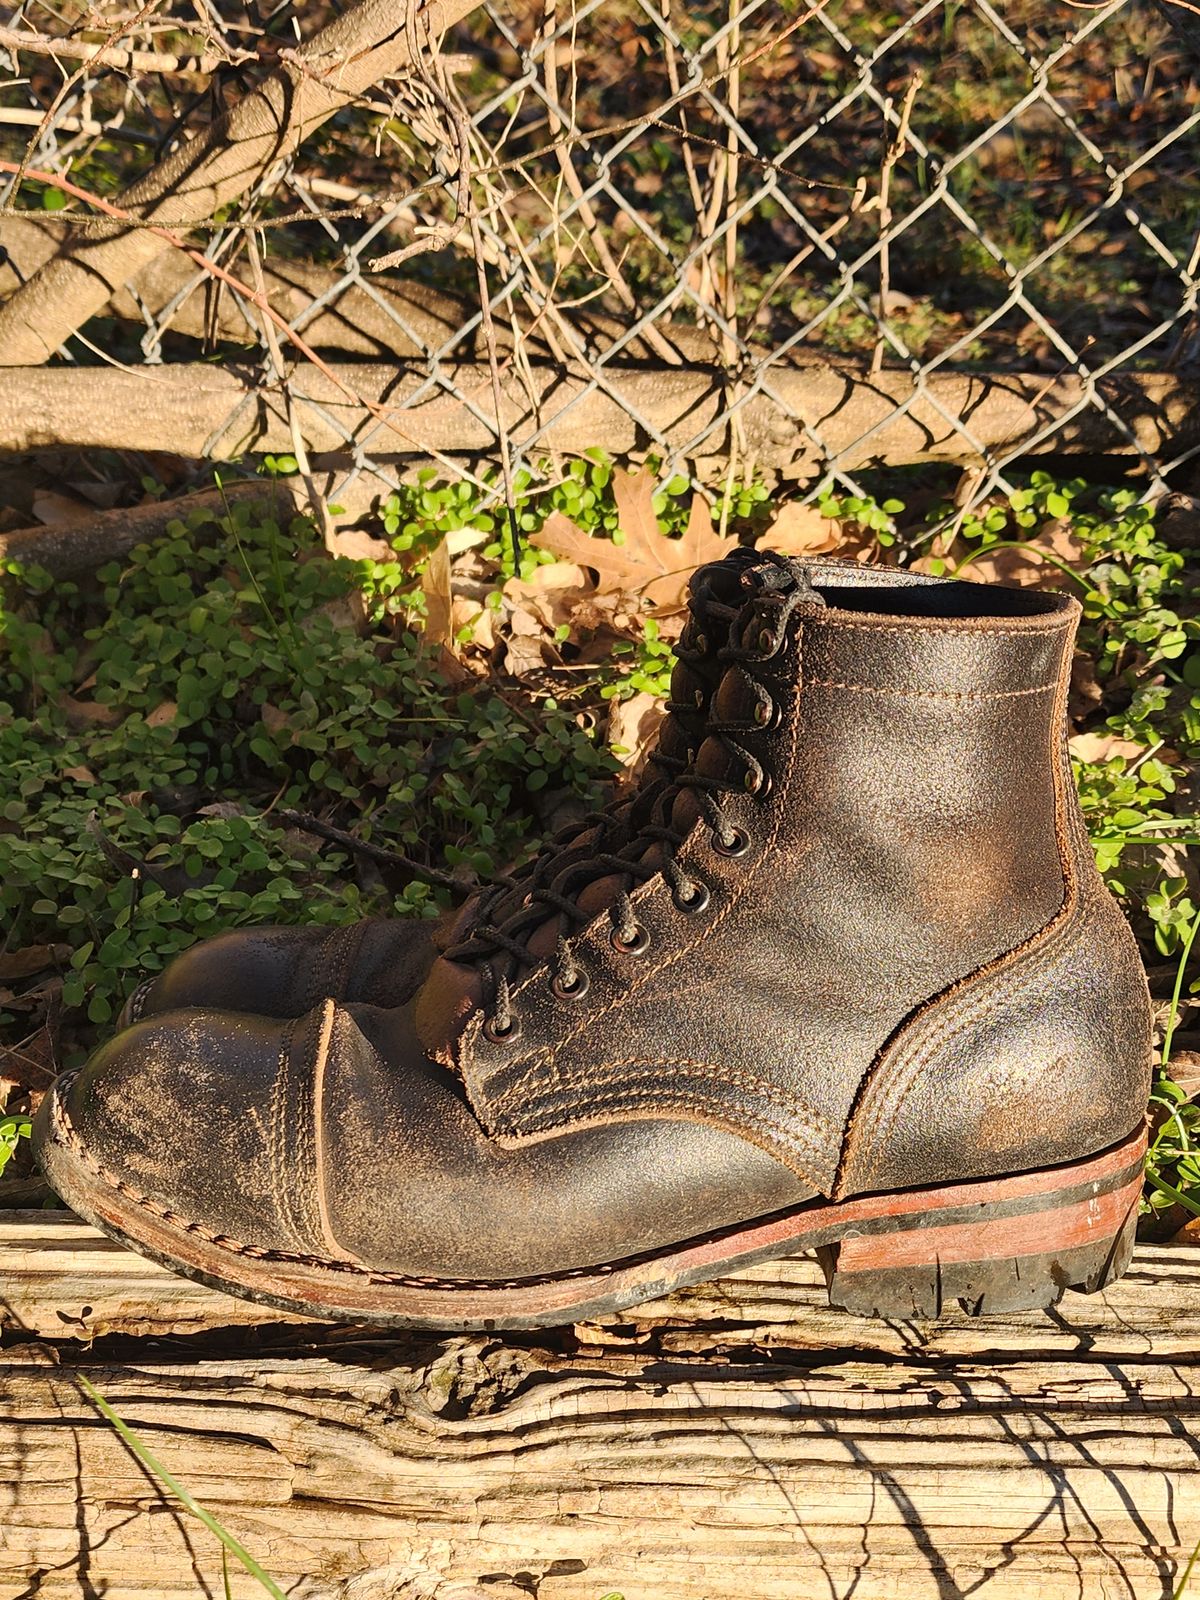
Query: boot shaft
687,568,1079,979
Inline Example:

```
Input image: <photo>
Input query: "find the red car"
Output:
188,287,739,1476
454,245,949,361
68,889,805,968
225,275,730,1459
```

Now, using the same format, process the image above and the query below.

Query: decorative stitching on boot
852,855,1099,1190
503,1056,837,1143
497,1075,835,1187
817,619,1071,638
125,978,152,1024
805,678,1058,700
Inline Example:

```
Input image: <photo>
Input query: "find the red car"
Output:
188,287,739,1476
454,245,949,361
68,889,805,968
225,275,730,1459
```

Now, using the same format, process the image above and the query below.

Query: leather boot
37,558,1151,1328
123,547,785,1024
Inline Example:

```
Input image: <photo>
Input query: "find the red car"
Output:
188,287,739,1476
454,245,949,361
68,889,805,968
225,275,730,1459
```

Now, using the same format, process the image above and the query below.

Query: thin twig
244,228,331,545
0,24,232,75
277,810,475,896
871,72,921,379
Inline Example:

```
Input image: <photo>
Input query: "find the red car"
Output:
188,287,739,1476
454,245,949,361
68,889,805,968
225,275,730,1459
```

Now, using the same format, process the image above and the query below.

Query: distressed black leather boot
124,547,782,1024
38,558,1151,1328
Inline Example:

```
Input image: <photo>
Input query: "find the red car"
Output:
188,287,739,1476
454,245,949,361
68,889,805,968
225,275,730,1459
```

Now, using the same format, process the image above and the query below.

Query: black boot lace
448,555,820,1043
456,553,757,945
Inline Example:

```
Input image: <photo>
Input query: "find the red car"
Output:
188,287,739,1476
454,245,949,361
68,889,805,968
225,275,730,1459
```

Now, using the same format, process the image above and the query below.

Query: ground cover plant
0,458,1197,1228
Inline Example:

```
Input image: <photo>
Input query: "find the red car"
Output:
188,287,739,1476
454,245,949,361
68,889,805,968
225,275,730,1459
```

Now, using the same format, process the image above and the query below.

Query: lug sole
35,1080,1146,1331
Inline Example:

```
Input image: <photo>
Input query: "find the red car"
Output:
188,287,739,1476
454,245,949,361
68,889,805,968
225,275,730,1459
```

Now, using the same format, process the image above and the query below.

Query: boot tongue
416,554,824,1055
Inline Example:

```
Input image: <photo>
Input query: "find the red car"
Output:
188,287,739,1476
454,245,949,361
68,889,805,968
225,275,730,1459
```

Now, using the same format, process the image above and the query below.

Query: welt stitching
851,636,1078,1187
331,919,370,1001
302,1002,333,1249
484,626,808,1096
805,678,1057,700
511,1057,837,1137
286,1010,323,1250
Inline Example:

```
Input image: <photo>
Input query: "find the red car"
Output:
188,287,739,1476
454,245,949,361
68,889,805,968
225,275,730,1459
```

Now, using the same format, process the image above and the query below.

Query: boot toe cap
49,1007,318,1255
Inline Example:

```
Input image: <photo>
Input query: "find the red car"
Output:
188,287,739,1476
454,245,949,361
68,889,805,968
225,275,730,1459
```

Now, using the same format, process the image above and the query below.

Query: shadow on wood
1,1210,1197,1599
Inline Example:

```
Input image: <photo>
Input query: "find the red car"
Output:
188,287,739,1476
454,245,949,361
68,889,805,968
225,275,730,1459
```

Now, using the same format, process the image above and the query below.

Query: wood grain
2,1210,1198,1599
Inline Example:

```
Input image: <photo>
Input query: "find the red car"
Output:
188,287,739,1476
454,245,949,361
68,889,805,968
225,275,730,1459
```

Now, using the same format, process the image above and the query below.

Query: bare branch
0,359,1192,473
0,0,482,367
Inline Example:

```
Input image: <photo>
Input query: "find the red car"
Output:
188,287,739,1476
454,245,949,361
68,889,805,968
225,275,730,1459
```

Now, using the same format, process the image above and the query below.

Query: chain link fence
1,0,1197,522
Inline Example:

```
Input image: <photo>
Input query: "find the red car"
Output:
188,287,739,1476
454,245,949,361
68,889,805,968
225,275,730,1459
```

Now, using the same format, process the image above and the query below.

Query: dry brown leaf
31,489,92,527
328,526,392,562
260,703,293,736
145,701,178,729
958,524,1089,589
302,593,368,637
450,596,495,652
503,560,592,635
421,537,454,649
1070,653,1104,718
607,691,666,774
531,472,735,610
60,764,96,784
0,945,71,982
504,625,555,677
1069,732,1149,765
759,502,842,557
58,693,120,731
1165,1051,1200,1101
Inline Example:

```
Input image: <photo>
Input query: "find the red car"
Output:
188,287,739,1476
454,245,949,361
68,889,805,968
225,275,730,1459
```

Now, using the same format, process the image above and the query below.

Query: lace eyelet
744,768,771,796
550,969,590,1002
753,695,774,728
712,827,751,858
672,880,711,915
482,1014,522,1044
693,632,708,655
611,924,651,956
757,627,775,654
693,688,705,708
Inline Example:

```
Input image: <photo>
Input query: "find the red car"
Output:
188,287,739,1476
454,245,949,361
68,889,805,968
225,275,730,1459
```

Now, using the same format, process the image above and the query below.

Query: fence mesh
1,0,1197,518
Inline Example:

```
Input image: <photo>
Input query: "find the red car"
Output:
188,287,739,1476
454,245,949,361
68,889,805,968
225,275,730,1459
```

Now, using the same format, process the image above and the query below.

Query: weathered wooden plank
3,1341,1199,1598
2,1211,1199,1599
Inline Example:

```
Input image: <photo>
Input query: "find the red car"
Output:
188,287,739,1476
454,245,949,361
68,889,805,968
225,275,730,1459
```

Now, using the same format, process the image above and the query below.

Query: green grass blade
77,1375,286,1599
1174,1530,1200,1600
1162,905,1200,1068
1145,1170,1200,1219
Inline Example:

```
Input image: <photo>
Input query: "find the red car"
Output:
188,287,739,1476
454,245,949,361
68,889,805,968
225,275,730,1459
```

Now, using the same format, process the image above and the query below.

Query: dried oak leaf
503,561,593,635
421,536,455,650
759,502,843,557
1069,732,1149,765
327,526,393,562
532,473,735,611
145,701,178,730
58,694,121,731
608,691,666,774
957,523,1090,590
0,945,71,983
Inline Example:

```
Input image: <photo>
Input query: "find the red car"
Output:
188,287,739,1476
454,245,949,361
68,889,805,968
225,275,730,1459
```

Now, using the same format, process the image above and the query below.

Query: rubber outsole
34,1077,1147,1332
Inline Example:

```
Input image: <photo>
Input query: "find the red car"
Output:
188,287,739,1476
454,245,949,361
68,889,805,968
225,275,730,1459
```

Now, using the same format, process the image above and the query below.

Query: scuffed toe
44,1005,340,1256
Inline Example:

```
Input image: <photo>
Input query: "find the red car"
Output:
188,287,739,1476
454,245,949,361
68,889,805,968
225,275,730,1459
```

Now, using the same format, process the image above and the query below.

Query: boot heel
818,1133,1144,1320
